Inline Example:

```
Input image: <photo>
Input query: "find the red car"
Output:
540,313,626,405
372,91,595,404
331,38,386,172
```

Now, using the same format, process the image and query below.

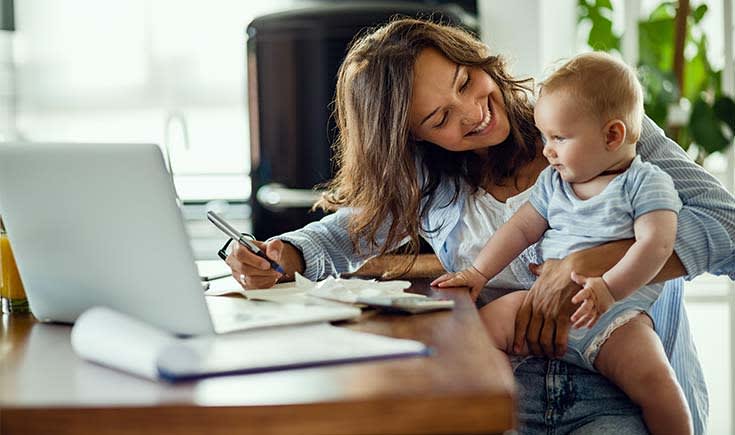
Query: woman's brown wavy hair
316,17,540,274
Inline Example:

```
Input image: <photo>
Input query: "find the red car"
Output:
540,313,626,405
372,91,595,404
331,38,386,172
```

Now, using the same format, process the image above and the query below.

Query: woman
227,18,735,434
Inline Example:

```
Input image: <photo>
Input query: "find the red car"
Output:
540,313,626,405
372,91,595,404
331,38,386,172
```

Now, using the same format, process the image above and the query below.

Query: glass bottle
0,216,29,314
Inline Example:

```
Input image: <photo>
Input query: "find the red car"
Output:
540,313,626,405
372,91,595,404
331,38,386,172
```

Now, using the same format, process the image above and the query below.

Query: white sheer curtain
13,0,294,200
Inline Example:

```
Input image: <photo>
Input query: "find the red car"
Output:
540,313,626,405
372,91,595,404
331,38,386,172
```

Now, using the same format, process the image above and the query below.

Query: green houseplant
578,0,735,164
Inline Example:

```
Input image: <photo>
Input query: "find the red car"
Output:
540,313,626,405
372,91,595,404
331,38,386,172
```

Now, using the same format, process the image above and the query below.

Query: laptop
0,142,359,335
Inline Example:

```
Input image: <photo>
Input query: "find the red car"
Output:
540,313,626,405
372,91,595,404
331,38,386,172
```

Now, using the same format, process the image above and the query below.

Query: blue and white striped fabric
651,277,709,435
522,155,683,371
528,155,682,263
276,116,735,435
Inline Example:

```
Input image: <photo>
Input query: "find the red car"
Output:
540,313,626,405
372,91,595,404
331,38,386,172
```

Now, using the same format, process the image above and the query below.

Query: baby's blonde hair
539,51,644,143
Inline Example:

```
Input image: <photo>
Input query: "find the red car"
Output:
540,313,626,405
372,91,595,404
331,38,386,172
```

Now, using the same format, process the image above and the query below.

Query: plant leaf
639,66,678,131
689,97,729,154
713,96,735,133
639,18,674,70
577,0,591,22
589,16,620,51
692,4,708,23
650,2,677,20
683,41,709,101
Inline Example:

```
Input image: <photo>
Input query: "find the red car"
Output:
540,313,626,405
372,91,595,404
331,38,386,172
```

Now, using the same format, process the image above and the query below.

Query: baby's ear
604,120,627,151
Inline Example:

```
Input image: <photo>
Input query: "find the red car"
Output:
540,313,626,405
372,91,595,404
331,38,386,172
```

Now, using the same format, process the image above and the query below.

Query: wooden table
0,279,515,435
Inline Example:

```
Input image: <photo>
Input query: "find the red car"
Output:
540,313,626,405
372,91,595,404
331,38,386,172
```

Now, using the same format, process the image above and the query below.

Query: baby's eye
552,135,566,142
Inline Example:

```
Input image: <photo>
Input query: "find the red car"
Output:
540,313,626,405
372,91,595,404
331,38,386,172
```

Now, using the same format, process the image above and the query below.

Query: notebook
0,142,360,335
72,306,429,381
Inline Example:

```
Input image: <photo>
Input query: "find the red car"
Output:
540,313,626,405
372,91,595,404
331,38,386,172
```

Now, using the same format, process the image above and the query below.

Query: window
13,0,296,201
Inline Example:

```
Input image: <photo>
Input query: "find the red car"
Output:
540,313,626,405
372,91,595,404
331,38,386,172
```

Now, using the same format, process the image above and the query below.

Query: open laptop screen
0,143,213,335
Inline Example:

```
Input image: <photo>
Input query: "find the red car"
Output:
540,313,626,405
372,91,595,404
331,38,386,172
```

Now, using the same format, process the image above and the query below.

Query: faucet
164,110,190,204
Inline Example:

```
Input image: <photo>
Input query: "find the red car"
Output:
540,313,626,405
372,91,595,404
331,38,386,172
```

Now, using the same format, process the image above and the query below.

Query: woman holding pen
224,18,735,434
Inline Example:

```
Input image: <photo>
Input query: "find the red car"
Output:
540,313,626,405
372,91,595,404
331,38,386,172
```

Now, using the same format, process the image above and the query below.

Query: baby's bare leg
478,291,528,354
594,313,692,435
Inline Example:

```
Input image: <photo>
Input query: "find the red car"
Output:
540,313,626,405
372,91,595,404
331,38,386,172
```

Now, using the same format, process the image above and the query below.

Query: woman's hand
512,239,683,358
512,258,580,358
431,266,488,301
225,239,303,289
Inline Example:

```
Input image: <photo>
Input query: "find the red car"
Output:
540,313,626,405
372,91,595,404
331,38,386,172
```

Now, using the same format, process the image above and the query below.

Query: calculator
355,295,455,314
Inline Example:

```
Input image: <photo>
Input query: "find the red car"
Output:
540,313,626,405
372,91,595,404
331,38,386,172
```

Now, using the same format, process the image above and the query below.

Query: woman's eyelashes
460,72,471,92
433,113,448,128
433,72,471,129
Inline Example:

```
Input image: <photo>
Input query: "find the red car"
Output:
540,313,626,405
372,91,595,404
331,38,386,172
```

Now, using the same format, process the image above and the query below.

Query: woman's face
409,48,511,153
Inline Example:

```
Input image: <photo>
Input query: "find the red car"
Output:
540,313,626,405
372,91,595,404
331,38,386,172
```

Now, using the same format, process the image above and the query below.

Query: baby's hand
431,266,488,302
569,272,616,329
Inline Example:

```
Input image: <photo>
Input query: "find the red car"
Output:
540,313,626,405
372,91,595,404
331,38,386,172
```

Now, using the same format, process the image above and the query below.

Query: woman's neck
483,154,548,202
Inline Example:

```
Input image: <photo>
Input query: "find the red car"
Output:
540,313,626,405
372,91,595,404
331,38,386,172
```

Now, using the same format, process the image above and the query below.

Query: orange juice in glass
0,217,29,314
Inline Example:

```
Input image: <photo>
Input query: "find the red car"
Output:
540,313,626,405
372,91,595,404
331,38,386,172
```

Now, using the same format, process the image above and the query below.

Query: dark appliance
247,2,474,240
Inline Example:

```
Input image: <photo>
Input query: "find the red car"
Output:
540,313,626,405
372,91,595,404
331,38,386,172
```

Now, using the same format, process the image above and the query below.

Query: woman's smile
465,96,496,137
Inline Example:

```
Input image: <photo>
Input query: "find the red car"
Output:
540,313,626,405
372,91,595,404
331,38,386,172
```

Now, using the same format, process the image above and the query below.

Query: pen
200,272,231,282
206,211,285,274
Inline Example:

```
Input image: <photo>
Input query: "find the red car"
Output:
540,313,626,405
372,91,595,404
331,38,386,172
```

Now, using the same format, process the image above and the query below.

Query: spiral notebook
71,307,430,382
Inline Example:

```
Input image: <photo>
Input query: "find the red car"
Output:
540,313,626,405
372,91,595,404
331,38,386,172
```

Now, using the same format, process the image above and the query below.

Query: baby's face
534,90,615,183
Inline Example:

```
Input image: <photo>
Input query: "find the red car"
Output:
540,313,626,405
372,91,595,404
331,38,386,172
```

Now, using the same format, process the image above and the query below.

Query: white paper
71,306,175,380
301,274,415,304
204,278,298,298
157,323,428,379
205,273,418,306
204,296,360,334
71,306,429,382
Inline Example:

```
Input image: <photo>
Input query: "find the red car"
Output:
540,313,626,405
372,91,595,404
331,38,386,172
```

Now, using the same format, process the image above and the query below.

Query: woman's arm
512,240,687,357
570,239,687,282
637,116,735,278
352,253,444,278
276,207,402,281
227,207,398,289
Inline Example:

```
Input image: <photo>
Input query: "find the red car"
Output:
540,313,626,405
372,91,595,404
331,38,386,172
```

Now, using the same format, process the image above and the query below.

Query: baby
433,52,692,434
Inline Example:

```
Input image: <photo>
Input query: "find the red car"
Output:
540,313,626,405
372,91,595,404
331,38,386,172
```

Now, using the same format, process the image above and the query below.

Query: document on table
205,272,420,305
71,306,430,382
